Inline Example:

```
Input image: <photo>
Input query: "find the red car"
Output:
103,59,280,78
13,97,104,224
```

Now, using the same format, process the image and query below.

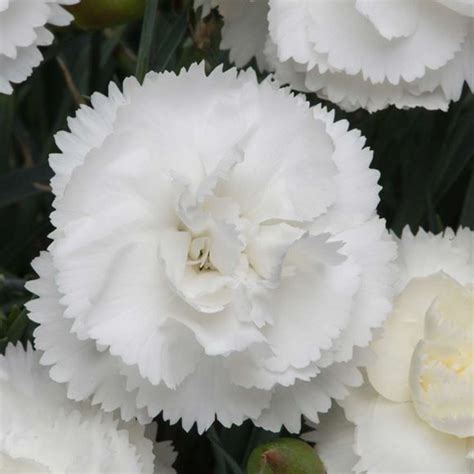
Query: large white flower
200,0,474,112
308,227,474,473
0,343,176,473
0,0,79,95
26,63,396,434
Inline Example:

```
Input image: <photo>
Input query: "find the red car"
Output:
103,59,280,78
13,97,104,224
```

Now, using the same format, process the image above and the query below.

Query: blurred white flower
307,227,474,473
27,63,395,434
0,0,80,95
200,0,474,112
0,343,176,474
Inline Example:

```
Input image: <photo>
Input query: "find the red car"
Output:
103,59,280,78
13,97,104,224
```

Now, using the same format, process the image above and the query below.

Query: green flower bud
67,0,147,30
246,438,325,474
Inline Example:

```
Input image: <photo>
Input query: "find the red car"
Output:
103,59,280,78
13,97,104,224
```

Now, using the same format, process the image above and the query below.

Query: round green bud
246,438,325,474
67,0,147,30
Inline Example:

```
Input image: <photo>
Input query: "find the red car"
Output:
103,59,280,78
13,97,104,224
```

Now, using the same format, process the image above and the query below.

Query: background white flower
306,227,474,473
27,63,396,434
0,343,176,473
199,0,474,112
0,0,79,95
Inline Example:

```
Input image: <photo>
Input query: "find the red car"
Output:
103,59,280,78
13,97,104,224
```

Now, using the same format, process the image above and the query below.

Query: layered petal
303,405,360,474
0,0,79,94
27,64,394,433
409,281,474,438
210,0,474,111
345,385,471,473
368,228,474,403
0,344,175,474
218,0,270,70
313,228,474,473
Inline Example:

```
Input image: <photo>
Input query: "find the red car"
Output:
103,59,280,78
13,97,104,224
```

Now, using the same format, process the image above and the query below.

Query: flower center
187,236,214,271
409,281,474,438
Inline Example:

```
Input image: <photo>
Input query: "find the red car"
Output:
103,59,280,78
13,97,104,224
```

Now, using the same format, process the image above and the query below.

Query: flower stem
136,0,159,83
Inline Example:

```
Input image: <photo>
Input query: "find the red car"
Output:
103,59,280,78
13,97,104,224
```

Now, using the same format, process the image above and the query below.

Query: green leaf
0,94,15,173
208,426,243,474
434,115,474,205
136,0,159,82
151,9,188,73
246,438,324,474
6,308,29,343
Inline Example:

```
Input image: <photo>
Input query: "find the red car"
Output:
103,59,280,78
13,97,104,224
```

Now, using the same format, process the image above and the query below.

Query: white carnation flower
26,63,396,434
0,0,79,95
202,0,474,112
0,343,176,473
308,227,474,473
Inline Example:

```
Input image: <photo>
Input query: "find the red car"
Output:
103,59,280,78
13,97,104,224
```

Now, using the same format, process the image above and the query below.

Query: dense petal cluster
198,0,474,112
0,343,176,473
27,63,395,434
0,0,79,94
307,228,474,473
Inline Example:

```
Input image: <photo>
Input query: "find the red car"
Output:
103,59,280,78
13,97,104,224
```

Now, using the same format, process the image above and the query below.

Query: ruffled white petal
0,0,79,94
313,381,472,473
211,0,474,111
396,227,474,290
218,0,270,70
314,228,474,473
368,228,473,403
304,0,467,84
28,63,395,433
355,0,420,40
153,440,178,474
26,252,152,424
0,343,175,473
303,405,360,474
255,360,363,433
367,272,461,403
343,385,471,473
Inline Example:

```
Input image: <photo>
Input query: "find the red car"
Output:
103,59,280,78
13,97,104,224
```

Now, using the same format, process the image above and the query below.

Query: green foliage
0,0,472,472
0,304,35,352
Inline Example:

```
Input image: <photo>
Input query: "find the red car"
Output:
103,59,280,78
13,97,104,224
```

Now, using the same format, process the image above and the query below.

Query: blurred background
0,0,472,472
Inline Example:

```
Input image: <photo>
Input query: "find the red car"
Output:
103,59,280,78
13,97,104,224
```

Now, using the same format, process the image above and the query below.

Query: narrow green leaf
151,10,187,73
101,26,128,67
136,0,159,82
6,308,29,343
0,94,14,172
208,427,243,474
